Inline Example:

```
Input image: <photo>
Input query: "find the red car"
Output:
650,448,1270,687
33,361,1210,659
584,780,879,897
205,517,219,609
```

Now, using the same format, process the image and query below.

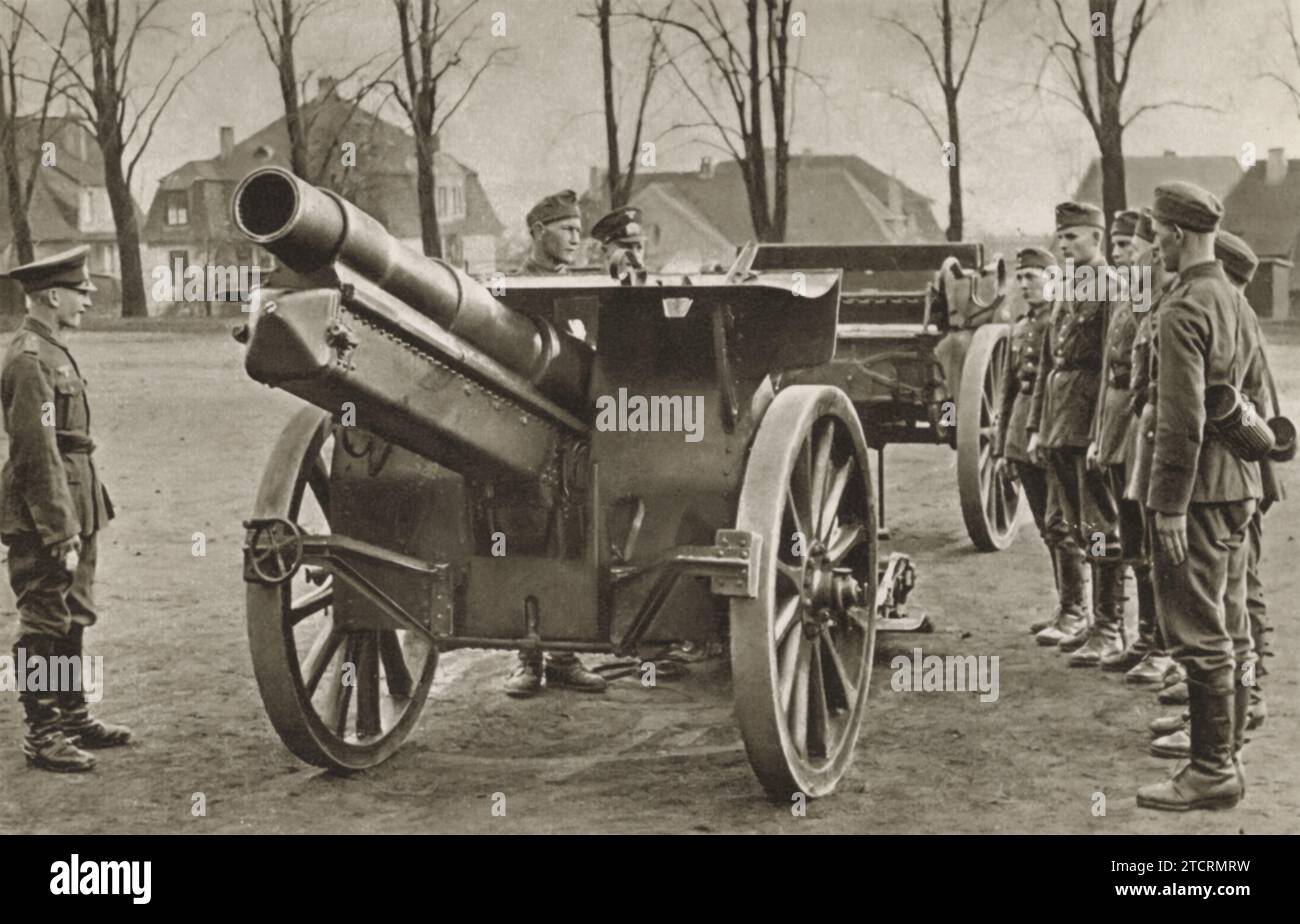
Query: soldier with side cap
1,246,131,772
1148,229,1281,761
1027,201,1119,658
994,246,1075,634
1136,182,1263,811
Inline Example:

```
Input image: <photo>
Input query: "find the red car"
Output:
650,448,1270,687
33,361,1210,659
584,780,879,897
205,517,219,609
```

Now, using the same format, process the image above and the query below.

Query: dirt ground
0,323,1295,834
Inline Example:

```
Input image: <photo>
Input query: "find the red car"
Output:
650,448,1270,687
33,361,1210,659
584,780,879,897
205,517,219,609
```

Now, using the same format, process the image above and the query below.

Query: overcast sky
28,0,1300,239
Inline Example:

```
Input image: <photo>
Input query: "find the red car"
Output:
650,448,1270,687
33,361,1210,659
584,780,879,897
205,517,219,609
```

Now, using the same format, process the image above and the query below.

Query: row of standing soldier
994,182,1284,811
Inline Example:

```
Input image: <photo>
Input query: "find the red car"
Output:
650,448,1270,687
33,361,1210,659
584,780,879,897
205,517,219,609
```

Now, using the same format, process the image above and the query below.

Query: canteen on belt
1205,383,1276,463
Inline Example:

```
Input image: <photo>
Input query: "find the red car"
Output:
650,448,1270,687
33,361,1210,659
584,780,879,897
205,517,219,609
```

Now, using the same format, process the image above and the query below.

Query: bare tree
384,0,508,259
1259,0,1300,123
881,0,997,242
10,0,225,317
582,0,668,211
1036,0,1214,223
0,3,69,264
250,0,328,179
630,0,800,243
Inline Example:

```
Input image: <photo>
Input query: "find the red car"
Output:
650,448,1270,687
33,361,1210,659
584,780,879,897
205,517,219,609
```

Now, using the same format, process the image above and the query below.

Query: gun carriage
750,244,1022,550
233,167,916,798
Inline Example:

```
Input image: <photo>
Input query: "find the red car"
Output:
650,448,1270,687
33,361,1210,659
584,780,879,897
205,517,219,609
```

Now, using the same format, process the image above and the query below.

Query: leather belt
56,431,96,454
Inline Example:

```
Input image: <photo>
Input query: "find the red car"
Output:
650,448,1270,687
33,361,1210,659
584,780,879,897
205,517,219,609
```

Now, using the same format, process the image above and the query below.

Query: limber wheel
246,407,438,770
731,386,877,799
957,324,1023,551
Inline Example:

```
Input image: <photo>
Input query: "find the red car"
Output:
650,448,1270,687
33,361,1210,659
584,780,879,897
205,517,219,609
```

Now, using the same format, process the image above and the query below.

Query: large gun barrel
232,167,590,411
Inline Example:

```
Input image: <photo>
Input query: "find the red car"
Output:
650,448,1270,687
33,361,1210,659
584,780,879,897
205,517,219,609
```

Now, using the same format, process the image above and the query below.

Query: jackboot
1137,681,1241,812
1035,546,1089,644
1104,569,1154,672
1068,562,1126,666
57,626,132,749
1158,681,1189,705
1125,651,1175,686
1029,545,1064,634
1233,682,1250,796
1149,728,1189,759
14,636,95,773
1248,687,1266,730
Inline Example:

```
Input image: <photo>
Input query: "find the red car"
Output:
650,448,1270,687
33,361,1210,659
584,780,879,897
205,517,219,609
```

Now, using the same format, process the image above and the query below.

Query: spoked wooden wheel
958,324,1023,551
731,386,877,799
246,407,438,770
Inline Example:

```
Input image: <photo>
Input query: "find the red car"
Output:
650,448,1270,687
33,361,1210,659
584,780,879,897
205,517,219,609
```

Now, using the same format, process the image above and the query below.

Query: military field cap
1152,181,1223,233
1110,209,1141,238
1135,208,1155,243
1215,230,1259,286
591,206,645,245
3,245,97,294
1015,246,1056,270
526,189,581,229
1055,200,1104,231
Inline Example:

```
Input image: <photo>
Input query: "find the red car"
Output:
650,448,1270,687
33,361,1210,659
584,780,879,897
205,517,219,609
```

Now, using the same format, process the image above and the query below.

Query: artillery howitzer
750,244,1020,550
233,167,919,798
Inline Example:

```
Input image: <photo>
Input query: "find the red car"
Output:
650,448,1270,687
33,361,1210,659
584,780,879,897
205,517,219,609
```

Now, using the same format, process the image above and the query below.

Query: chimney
699,156,714,180
589,165,603,196
219,126,234,160
1267,147,1287,185
319,75,338,98
1162,149,1177,157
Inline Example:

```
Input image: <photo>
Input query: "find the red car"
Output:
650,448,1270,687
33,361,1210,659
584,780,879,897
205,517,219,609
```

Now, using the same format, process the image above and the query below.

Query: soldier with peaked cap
1148,230,1284,761
1,246,130,772
517,190,584,276
994,246,1077,635
591,205,649,282
1136,182,1264,812
1027,201,1123,661
1080,208,1152,674
501,195,607,699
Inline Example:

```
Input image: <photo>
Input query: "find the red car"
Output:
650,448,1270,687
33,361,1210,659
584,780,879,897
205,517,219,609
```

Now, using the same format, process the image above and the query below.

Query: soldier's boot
1068,562,1126,667
1125,651,1175,686
1248,687,1266,730
1057,560,1097,652
1247,613,1267,730
503,649,544,698
1137,680,1240,812
1149,711,1188,737
1233,678,1251,796
1158,681,1189,705
1037,549,1089,646
1149,727,1189,759
1029,546,1063,634
15,637,95,773
57,627,131,749
1104,569,1153,672
544,652,607,693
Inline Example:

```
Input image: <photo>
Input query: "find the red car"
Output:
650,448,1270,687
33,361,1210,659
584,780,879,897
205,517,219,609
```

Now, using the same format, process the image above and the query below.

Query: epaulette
19,333,39,355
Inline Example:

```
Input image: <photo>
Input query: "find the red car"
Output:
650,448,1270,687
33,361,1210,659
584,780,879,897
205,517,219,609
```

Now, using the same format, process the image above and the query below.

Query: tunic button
1146,431,1154,439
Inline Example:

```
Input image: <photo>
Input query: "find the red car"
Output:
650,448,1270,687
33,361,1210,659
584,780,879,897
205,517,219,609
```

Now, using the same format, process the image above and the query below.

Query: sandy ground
0,324,1295,834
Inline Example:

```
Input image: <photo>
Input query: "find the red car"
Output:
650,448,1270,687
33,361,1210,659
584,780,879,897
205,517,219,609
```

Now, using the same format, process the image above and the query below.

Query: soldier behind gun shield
1,246,132,773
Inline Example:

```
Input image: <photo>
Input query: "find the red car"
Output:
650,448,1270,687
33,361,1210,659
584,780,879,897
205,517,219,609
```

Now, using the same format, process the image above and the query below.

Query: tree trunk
415,135,441,258
1091,0,1125,224
945,91,963,242
279,1,308,179
101,136,147,317
1,129,33,264
598,0,624,209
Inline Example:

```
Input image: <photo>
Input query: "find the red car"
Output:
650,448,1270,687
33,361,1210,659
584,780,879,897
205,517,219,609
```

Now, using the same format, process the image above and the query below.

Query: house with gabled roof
581,153,943,272
1223,148,1298,320
1072,151,1244,213
0,116,144,315
142,78,504,314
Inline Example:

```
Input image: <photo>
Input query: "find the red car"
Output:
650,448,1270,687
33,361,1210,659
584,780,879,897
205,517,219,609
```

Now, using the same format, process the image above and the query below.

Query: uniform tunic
996,303,1050,464
1,317,113,637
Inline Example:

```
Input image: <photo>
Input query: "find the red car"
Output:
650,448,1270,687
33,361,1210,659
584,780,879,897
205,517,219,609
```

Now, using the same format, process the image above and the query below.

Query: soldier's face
50,287,91,330
1016,268,1048,306
605,240,645,273
1110,235,1136,266
1153,219,1181,272
536,218,582,265
1055,226,1101,263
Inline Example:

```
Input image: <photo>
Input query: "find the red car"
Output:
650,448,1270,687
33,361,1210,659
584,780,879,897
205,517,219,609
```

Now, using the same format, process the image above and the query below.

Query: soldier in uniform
1027,202,1119,658
1082,209,1152,670
993,246,1076,634
501,192,607,698
2,246,130,772
1123,210,1181,688
518,190,584,276
591,206,648,282
1136,182,1262,811
1148,230,1280,760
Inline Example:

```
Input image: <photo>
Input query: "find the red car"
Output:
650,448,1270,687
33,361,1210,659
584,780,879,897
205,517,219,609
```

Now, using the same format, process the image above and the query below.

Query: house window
165,191,188,226
452,186,463,218
437,186,447,218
